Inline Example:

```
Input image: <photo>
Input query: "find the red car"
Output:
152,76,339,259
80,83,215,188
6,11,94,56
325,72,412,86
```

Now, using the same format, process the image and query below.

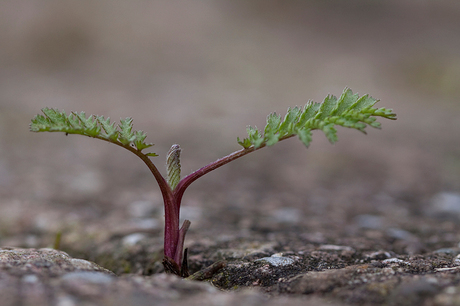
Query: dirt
1,1,460,305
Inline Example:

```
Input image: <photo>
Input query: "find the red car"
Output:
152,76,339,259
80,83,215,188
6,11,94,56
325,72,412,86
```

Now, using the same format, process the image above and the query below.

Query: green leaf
350,94,378,111
30,108,157,156
237,137,252,149
296,101,321,128
322,124,338,143
118,117,135,145
297,128,313,147
330,88,360,116
237,88,396,149
264,113,281,146
315,94,338,120
372,107,397,119
97,116,119,141
133,130,153,151
278,107,301,137
246,126,264,149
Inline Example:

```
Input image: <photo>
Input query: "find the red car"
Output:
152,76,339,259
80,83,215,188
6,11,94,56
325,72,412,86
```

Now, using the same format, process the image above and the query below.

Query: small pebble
427,192,460,219
122,233,147,247
61,271,114,284
255,254,295,266
433,248,458,255
383,258,411,265
319,245,355,252
270,208,302,224
366,251,392,260
354,214,384,229
386,228,414,241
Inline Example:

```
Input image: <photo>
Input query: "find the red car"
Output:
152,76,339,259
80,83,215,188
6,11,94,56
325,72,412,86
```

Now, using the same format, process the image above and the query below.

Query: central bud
166,144,181,190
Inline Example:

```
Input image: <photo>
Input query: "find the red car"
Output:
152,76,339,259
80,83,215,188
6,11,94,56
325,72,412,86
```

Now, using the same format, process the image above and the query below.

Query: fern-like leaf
133,130,153,151
97,116,119,141
264,113,282,146
238,88,396,149
118,117,135,145
30,108,157,156
237,137,252,149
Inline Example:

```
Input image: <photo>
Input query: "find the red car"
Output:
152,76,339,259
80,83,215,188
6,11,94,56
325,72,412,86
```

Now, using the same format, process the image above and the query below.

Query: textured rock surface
3,247,460,306
0,248,325,306
0,248,113,276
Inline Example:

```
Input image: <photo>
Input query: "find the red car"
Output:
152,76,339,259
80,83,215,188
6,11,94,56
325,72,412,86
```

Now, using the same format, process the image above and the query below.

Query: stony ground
1,1,460,305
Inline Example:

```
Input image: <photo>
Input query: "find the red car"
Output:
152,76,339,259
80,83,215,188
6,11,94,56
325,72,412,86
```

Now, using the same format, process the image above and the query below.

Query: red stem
173,146,259,206
174,134,296,203
95,134,294,269
134,152,179,259
174,219,191,264
110,142,180,259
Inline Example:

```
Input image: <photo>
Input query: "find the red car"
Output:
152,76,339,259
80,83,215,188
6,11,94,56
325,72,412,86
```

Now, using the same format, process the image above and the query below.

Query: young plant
30,88,396,277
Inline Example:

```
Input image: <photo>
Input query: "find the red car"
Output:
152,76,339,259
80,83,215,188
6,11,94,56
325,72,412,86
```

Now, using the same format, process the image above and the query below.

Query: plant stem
173,146,259,205
174,220,191,264
91,135,172,200
173,134,296,205
97,138,181,260
88,131,296,273
125,146,180,259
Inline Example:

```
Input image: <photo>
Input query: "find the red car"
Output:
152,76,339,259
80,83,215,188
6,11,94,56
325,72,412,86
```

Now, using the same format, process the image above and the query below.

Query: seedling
30,88,396,277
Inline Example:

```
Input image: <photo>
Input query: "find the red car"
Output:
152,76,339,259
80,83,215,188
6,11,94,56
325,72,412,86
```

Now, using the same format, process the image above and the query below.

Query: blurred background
0,0,459,256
